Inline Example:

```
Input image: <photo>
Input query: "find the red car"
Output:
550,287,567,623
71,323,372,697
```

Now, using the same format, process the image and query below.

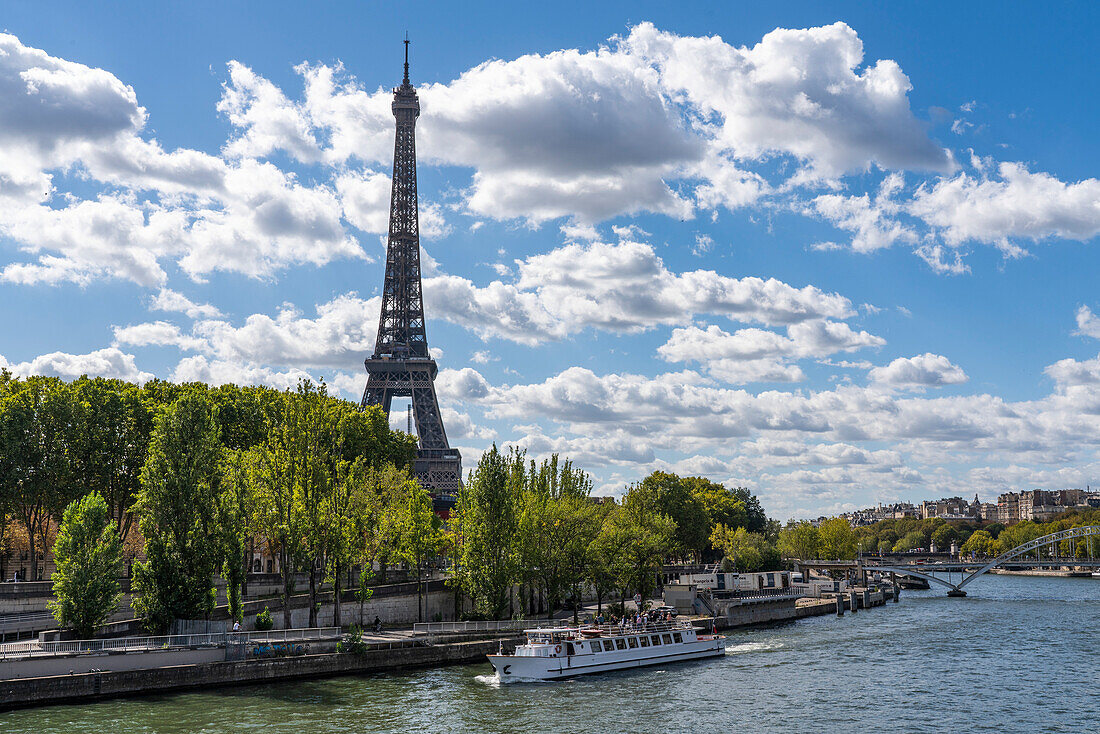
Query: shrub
255,606,274,631
337,624,369,655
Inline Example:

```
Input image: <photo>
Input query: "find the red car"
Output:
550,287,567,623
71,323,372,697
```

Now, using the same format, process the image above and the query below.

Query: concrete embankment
701,587,891,631
0,636,519,711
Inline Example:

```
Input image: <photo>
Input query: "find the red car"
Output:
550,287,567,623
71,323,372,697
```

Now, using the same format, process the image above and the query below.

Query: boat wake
474,674,501,687
725,641,783,655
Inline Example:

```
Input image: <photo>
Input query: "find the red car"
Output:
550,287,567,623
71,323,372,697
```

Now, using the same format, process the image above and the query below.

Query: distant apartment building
998,492,1021,524
827,488,1099,528
920,495,982,520
891,503,921,520
996,488,1100,524
838,502,920,527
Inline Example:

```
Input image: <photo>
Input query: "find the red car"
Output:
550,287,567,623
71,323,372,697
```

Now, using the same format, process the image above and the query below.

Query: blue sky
1,1,1099,519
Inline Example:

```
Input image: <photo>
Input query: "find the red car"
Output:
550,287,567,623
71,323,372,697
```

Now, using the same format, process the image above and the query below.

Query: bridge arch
870,525,1100,595
956,524,1100,590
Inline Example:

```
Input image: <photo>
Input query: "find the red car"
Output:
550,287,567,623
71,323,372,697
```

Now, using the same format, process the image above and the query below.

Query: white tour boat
487,620,724,681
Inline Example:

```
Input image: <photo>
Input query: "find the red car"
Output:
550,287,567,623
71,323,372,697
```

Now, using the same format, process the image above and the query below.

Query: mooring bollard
835,595,844,616
850,591,858,612
863,589,871,608
892,582,900,603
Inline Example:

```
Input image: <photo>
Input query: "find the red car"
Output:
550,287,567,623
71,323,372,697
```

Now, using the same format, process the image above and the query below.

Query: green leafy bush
255,606,274,631
337,624,369,655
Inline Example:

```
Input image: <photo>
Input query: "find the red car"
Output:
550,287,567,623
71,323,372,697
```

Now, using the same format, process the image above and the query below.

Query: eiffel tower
362,39,462,499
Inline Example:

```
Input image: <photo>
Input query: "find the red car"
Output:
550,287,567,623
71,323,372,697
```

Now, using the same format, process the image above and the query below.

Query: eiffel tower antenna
403,33,410,85
362,38,462,503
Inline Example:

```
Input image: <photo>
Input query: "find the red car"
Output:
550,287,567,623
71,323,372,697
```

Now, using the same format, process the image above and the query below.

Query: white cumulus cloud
868,353,968,389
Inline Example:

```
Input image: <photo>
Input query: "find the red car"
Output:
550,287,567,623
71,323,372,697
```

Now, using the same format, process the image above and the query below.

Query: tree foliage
778,521,821,560
817,518,858,560
449,445,524,618
960,529,996,556
49,492,123,638
389,480,444,622
710,524,781,571
0,377,73,579
131,391,223,632
634,472,710,561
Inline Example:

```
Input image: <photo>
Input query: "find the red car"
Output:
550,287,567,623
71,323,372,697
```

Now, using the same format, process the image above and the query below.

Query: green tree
348,464,407,624
290,381,339,629
778,521,820,560
390,480,444,622
931,523,959,551
218,450,254,624
337,403,418,470
516,455,598,619
250,382,342,629
557,496,601,623
585,501,618,615
0,377,74,579
449,445,524,618
960,529,996,556
635,471,710,561
892,530,926,553
521,490,600,620
683,477,748,533
604,487,678,604
69,377,153,543
817,518,858,559
995,521,1047,556
131,391,224,632
710,524,780,572
730,486,768,534
0,375,20,577
48,492,123,638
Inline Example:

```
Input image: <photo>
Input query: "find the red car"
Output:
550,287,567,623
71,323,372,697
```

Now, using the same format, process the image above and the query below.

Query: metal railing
0,626,341,660
412,619,542,634
550,620,692,636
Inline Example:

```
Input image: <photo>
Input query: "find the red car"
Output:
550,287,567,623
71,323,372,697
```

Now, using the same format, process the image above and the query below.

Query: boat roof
522,621,691,635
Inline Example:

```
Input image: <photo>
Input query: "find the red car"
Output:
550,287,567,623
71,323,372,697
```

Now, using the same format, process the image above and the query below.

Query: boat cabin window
639,636,650,647
627,637,638,649
662,634,673,644
566,643,576,655
615,638,627,650
651,635,662,645
672,633,683,643
603,640,615,652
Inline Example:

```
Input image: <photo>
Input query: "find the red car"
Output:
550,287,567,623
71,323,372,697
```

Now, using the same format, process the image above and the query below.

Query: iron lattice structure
871,524,1100,595
362,41,462,497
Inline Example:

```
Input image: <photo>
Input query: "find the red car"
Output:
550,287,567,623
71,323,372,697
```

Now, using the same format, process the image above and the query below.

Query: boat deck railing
527,620,692,638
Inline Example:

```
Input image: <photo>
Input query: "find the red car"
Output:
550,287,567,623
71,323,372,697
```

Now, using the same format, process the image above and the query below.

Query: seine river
5,574,1098,733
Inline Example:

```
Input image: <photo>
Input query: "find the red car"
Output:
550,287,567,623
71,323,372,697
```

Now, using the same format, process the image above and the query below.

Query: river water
5,574,1098,733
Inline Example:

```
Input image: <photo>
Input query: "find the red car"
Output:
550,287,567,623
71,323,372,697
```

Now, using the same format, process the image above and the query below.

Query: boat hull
488,637,724,681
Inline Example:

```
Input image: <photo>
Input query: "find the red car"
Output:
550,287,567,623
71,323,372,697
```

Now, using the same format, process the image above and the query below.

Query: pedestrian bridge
868,525,1100,596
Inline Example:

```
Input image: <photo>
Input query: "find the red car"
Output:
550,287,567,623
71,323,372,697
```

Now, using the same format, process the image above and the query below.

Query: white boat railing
412,620,544,634
0,626,341,660
412,618,693,636
524,620,693,637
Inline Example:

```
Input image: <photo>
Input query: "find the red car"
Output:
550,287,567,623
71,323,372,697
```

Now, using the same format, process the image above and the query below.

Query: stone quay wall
704,587,889,631
1,637,517,711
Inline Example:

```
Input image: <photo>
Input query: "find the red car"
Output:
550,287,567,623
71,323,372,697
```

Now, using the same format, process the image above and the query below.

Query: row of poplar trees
0,372,435,634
